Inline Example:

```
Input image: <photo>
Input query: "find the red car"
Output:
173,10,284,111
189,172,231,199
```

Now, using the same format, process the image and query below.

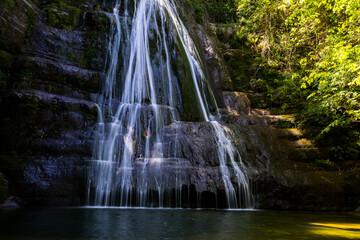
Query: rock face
0,0,103,206
0,0,358,210
218,92,346,210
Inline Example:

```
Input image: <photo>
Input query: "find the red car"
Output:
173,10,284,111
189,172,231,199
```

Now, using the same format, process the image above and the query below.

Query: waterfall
87,0,252,209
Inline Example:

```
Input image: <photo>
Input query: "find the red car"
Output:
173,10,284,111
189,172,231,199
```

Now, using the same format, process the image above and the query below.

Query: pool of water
0,208,359,239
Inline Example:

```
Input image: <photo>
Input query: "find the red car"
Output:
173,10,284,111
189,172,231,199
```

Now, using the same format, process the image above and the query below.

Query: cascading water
87,0,252,209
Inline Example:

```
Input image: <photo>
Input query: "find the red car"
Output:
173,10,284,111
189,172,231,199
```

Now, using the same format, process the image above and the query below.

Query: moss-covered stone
175,36,203,121
5,0,14,8
0,70,8,91
19,68,36,89
0,50,14,70
44,0,81,30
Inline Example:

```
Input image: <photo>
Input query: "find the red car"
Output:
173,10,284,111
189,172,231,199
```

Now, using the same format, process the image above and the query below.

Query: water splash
87,0,252,208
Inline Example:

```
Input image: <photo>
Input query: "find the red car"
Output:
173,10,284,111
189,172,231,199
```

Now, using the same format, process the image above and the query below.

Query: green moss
19,102,40,117
47,84,53,92
97,14,106,23
19,69,35,89
174,33,203,120
6,0,14,8
78,57,87,69
193,3,204,24
87,12,110,32
0,70,9,91
0,50,13,70
82,47,98,69
44,0,81,30
94,5,101,11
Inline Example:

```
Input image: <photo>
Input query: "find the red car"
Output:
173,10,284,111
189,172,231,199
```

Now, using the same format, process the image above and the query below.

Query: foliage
234,0,360,160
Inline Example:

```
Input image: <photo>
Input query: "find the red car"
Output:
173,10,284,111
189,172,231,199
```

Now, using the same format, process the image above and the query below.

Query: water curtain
87,0,252,208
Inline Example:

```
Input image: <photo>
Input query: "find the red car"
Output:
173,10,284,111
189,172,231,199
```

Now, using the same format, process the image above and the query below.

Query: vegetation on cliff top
190,0,360,161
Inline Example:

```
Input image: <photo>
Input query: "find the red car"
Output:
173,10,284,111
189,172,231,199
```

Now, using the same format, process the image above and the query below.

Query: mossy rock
0,50,14,70
44,0,82,30
0,70,9,90
5,0,15,8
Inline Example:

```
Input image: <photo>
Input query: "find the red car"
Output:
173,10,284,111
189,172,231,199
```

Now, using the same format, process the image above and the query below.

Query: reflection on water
0,208,359,239
310,223,360,230
309,223,360,239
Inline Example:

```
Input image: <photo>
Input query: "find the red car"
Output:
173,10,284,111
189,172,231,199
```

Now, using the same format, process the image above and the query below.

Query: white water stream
87,0,252,208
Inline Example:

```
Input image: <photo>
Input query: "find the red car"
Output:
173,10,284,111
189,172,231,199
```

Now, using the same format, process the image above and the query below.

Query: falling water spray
87,0,252,209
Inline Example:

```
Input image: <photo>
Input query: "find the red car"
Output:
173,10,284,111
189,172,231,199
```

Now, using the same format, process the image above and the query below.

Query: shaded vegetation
236,0,360,161
189,0,360,161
